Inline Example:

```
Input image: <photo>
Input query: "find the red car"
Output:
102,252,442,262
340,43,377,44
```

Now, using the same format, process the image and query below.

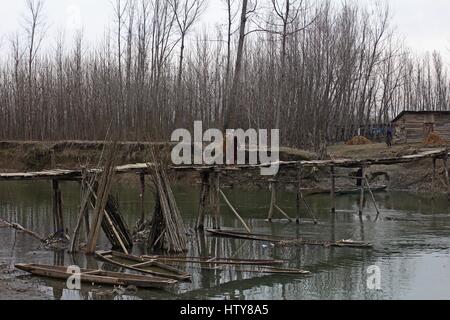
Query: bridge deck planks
0,148,447,181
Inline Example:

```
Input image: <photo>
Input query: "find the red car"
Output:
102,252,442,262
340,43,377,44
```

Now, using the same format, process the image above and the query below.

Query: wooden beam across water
0,148,448,182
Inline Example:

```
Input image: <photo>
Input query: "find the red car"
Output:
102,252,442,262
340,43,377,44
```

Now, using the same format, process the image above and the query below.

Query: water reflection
0,181,450,299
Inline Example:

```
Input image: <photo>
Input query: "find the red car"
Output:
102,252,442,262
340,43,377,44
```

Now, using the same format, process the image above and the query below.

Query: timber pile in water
148,151,187,253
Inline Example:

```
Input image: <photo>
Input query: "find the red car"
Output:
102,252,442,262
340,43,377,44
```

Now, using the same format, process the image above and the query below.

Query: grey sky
0,0,449,58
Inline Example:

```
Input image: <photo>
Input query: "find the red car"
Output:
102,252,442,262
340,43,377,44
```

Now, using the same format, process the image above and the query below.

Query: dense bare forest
0,0,449,149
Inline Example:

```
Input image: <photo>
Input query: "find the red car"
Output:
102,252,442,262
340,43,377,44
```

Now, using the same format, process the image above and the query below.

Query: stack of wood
95,188,133,251
148,152,187,253
86,143,133,254
70,142,133,254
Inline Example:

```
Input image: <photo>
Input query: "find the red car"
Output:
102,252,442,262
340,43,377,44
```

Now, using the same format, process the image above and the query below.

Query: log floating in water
199,264,311,275
233,266,310,275
206,229,373,249
305,185,387,196
140,255,287,266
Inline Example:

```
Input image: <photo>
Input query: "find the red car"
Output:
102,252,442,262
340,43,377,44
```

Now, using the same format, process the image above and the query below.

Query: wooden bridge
0,148,448,252
0,148,447,181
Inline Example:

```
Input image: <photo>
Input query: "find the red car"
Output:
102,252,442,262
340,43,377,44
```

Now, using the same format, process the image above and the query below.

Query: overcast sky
0,0,449,58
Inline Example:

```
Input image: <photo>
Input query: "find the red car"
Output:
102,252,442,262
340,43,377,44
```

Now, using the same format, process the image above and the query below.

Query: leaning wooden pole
274,205,293,222
296,168,318,224
86,146,117,254
364,176,381,216
219,189,251,234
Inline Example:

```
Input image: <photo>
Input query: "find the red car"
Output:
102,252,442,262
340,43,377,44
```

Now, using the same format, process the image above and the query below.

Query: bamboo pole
86,151,116,254
219,189,251,233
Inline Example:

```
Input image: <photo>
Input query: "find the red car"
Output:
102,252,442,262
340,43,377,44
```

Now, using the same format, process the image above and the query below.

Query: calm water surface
0,181,450,300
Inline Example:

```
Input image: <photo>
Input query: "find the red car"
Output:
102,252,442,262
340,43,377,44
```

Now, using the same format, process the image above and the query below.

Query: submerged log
206,229,373,249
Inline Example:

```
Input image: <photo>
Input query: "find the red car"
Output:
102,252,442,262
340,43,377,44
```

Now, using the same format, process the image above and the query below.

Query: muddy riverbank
0,261,49,300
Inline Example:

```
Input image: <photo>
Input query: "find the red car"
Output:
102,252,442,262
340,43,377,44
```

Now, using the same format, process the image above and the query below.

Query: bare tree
23,0,46,139
0,0,448,148
169,0,206,87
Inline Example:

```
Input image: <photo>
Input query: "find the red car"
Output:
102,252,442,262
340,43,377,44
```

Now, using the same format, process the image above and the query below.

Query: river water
0,181,450,300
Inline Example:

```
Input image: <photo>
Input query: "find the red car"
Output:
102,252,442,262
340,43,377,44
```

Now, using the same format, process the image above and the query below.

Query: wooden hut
391,111,450,144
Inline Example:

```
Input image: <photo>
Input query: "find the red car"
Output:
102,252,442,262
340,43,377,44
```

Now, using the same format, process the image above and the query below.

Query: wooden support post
52,180,64,236
70,170,90,252
432,157,437,200
84,202,90,238
444,155,450,201
82,168,90,238
268,180,277,222
330,166,336,214
212,172,221,230
139,173,146,222
50,149,56,168
197,171,210,230
359,167,365,216
296,169,301,224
